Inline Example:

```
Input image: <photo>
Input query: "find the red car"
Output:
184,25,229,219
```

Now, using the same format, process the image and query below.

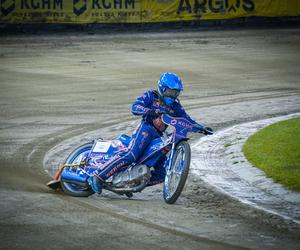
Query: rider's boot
88,175,103,194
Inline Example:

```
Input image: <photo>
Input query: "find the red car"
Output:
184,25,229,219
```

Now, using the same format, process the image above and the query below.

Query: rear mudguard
47,179,61,190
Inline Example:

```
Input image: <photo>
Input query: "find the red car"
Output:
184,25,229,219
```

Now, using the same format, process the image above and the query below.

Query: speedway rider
88,72,213,193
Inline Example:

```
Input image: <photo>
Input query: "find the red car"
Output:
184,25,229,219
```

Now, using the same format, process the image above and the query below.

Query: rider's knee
123,152,136,165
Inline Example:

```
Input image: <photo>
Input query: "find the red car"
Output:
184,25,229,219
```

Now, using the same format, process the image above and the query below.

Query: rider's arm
131,90,153,116
174,101,213,135
174,101,204,130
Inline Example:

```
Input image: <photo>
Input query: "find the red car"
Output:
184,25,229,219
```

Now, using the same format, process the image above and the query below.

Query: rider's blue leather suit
95,90,202,185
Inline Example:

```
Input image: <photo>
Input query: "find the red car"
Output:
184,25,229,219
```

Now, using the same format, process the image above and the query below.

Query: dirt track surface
192,113,300,224
1,28,300,249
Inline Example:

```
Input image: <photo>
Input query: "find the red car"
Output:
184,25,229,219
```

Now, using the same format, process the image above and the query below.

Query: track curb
191,113,300,225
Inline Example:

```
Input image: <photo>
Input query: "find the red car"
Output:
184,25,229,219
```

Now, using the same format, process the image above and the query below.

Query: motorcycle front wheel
163,140,191,204
60,142,95,197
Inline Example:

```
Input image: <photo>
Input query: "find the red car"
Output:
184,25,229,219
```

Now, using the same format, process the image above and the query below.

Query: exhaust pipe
61,169,88,187
106,180,148,194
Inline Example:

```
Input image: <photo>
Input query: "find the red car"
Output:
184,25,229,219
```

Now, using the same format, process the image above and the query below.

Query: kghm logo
73,0,87,16
1,0,15,16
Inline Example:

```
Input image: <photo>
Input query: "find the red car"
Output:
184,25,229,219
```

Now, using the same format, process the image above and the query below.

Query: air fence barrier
0,0,299,24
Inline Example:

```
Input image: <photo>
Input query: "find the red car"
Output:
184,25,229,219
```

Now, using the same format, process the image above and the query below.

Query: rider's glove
203,127,213,135
147,109,160,119
147,109,165,118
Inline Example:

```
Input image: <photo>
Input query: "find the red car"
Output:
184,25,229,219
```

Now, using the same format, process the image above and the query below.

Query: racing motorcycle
47,114,212,204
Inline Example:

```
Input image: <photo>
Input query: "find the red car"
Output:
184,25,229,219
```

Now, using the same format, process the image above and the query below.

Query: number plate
92,141,111,153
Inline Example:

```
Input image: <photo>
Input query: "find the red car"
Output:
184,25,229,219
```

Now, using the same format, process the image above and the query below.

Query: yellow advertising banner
0,0,299,24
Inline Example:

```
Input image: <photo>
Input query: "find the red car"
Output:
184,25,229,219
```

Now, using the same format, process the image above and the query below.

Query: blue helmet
158,72,183,107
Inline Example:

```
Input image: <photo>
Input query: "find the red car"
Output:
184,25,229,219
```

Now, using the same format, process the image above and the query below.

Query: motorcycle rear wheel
60,142,95,197
163,140,191,204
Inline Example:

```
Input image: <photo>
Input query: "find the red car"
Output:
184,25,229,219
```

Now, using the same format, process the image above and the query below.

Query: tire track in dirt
38,98,300,249
20,121,248,250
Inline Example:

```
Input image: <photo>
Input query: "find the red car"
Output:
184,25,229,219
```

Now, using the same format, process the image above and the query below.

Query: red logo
171,119,177,125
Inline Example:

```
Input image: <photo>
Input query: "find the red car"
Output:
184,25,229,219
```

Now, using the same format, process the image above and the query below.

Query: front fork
165,142,175,172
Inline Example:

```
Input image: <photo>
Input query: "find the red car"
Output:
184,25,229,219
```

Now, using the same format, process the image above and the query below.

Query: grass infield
243,118,300,192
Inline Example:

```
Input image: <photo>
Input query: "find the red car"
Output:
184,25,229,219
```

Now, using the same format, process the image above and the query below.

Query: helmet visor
163,88,180,99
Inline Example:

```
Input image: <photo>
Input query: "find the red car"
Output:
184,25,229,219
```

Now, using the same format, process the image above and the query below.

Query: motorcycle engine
112,165,151,188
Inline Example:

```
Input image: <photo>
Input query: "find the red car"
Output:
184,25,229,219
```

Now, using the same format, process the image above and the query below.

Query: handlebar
160,114,213,135
200,127,213,135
